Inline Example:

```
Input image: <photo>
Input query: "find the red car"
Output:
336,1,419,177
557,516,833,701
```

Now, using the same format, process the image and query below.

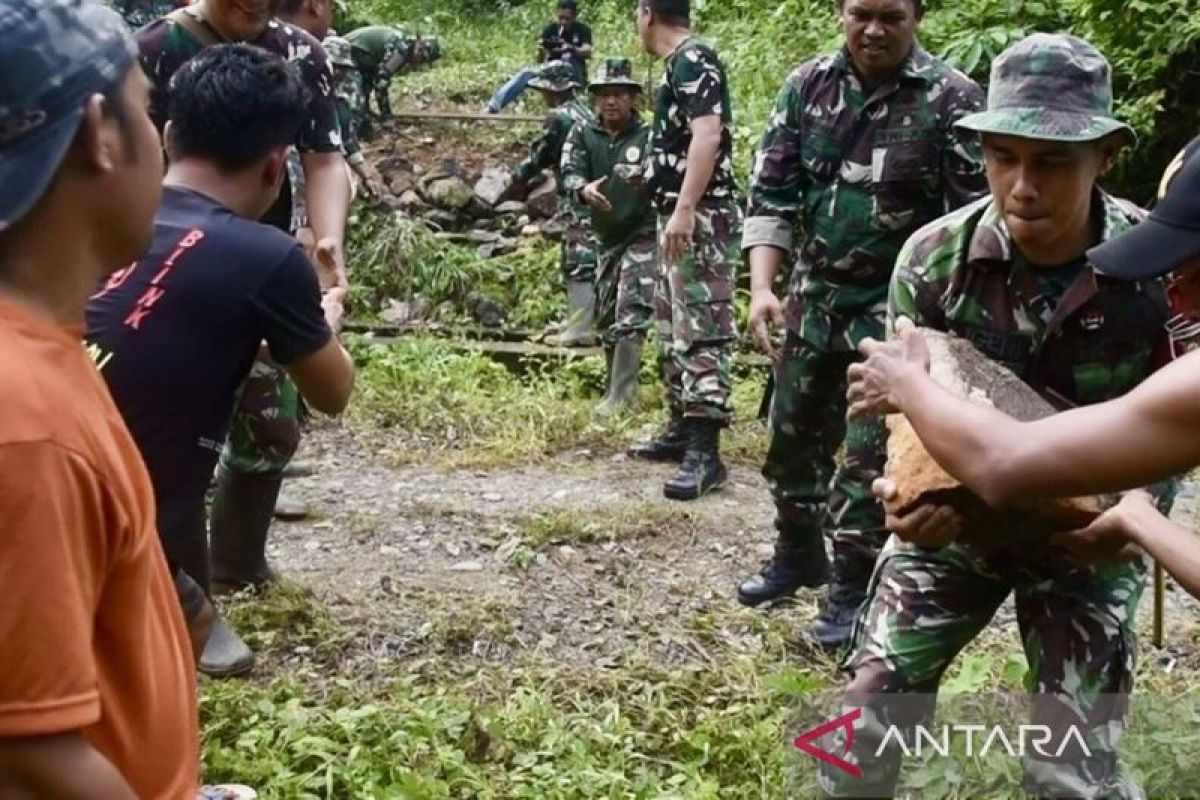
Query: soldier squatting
6,0,1200,797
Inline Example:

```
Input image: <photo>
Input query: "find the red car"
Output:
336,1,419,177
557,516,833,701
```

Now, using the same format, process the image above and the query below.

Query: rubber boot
273,487,310,521
628,409,689,462
209,467,282,597
809,537,876,651
663,418,728,501
737,521,830,606
545,280,598,347
199,615,255,678
594,338,643,418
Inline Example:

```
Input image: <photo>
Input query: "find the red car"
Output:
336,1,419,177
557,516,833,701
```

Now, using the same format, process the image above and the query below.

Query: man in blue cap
848,134,1200,603
0,1,199,796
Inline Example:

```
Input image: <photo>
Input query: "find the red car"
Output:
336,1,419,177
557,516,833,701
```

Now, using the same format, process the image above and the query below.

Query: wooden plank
391,110,545,124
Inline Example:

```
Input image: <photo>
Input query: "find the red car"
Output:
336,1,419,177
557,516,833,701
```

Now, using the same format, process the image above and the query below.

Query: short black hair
556,0,578,11
640,0,689,26
167,44,309,172
277,0,305,14
838,0,923,14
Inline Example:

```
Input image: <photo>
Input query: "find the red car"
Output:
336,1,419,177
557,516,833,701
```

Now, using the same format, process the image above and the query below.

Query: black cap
1090,136,1200,280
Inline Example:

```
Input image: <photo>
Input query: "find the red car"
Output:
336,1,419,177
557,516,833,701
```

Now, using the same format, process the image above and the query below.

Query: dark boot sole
627,446,687,463
736,585,801,607
809,625,854,652
662,467,728,501
198,655,256,678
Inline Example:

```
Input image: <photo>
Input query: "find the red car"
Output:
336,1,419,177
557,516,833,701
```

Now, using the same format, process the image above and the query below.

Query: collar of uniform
832,43,935,87
965,189,1139,268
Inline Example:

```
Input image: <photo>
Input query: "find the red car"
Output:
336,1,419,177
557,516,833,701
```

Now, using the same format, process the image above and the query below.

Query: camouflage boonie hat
529,60,580,92
322,35,354,68
589,57,641,92
956,33,1135,144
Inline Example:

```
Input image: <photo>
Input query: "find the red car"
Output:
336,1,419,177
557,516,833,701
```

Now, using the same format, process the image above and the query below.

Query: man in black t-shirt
88,45,355,678
485,0,593,113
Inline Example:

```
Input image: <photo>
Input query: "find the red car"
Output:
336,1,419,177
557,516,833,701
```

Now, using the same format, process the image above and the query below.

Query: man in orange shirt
0,1,199,797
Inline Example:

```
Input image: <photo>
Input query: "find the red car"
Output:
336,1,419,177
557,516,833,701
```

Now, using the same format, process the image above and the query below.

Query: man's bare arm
300,151,351,286
849,327,1200,506
0,732,137,799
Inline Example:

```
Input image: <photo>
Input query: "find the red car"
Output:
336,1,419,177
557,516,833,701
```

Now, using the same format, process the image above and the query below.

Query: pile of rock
375,157,560,259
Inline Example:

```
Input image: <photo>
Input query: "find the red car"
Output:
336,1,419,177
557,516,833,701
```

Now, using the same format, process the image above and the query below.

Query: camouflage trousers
360,69,393,119
654,202,740,423
819,537,1146,798
219,355,303,475
561,216,598,284
595,227,656,346
765,330,887,561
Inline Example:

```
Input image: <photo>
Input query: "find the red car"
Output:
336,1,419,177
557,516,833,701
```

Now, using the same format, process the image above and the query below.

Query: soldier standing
821,34,1170,798
561,58,656,415
513,61,601,347
324,35,381,198
629,0,739,501
737,0,988,651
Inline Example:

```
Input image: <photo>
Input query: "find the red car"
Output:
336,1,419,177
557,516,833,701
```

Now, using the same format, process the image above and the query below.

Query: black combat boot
663,418,728,500
808,538,877,651
628,409,689,462
737,521,830,606
209,467,283,595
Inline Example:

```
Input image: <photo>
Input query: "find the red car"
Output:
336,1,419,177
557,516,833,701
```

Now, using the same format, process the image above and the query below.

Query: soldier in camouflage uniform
345,24,412,128
106,0,180,30
137,0,350,676
738,0,988,649
819,34,1172,799
324,35,381,197
560,57,656,416
514,61,601,347
629,0,739,501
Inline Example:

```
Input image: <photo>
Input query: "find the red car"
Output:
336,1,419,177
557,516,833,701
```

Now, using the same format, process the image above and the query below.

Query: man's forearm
676,126,720,211
301,153,350,259
0,732,138,800
1128,503,1200,601
748,246,783,294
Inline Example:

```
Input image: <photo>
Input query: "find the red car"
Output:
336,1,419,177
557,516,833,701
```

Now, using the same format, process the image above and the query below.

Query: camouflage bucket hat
956,33,1135,144
322,35,354,68
589,57,642,92
529,60,580,92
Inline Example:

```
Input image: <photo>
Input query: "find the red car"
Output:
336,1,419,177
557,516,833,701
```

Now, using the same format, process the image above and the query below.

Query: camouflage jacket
137,16,342,154
347,25,409,78
334,70,366,162
106,0,178,30
745,46,987,350
890,192,1170,408
560,115,653,252
515,98,594,187
645,37,737,213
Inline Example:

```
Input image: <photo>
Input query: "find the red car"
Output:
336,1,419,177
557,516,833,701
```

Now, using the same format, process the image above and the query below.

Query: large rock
884,329,1114,540
474,165,515,208
526,178,559,219
495,200,528,216
422,175,474,211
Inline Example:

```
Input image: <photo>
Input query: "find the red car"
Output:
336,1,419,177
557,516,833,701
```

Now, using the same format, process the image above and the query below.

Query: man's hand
662,205,696,266
874,478,963,548
1052,491,1154,564
581,177,612,212
322,287,347,334
748,287,785,361
847,317,931,418
312,237,347,291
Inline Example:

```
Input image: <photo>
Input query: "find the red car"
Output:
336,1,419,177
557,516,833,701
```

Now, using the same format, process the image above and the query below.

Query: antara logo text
794,709,1092,777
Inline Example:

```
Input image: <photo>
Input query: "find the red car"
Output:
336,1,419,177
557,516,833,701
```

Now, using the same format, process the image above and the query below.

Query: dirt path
263,422,1200,681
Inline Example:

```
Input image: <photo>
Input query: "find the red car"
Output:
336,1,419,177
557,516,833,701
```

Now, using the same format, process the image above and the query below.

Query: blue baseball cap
0,0,136,232
1090,136,1200,281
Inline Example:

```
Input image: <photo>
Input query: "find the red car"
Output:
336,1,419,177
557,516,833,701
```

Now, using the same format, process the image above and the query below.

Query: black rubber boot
594,338,643,418
209,467,282,597
628,410,689,462
809,538,876,651
199,615,255,678
663,418,728,501
737,522,830,607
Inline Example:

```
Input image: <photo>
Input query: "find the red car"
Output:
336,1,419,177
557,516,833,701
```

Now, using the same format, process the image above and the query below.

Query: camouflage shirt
515,98,594,186
334,69,366,162
560,115,653,252
890,192,1170,408
347,25,409,78
645,37,736,213
745,46,987,350
137,16,342,154
105,0,177,31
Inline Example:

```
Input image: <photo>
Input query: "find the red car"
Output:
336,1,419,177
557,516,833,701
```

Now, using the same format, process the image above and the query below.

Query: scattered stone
477,239,519,260
422,209,461,231
473,165,515,207
526,178,558,218
450,560,485,573
379,299,413,325
379,545,400,557
422,175,474,210
520,224,541,237
482,492,503,502
495,200,528,216
468,229,502,244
